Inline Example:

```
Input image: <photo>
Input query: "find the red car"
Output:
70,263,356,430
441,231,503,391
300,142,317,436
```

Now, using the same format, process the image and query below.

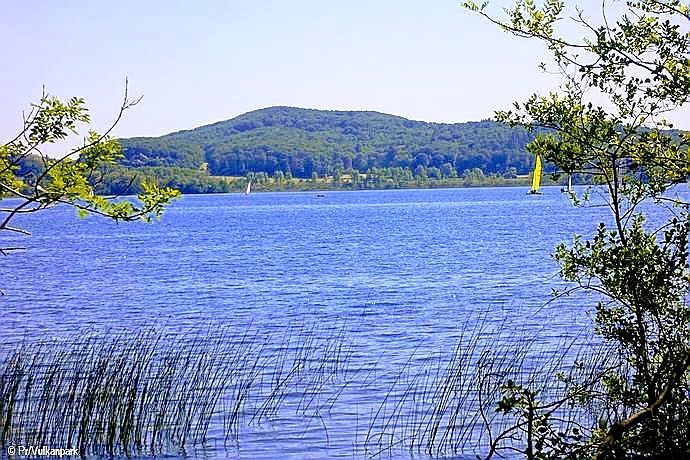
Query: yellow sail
530,154,542,193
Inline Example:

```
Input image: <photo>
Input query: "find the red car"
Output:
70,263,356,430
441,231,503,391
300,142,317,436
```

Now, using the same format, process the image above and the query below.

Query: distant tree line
119,107,542,181
86,163,573,195
16,104,600,195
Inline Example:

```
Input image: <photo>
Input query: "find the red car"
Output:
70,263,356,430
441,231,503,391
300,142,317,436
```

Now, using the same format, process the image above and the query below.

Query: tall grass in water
362,321,614,458
1,320,612,458
252,324,355,424
0,325,353,457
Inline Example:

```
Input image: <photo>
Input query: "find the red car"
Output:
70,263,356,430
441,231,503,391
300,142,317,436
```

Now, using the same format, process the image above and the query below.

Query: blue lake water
0,185,668,458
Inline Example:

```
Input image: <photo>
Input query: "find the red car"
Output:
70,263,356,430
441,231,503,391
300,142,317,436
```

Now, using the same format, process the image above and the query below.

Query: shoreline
154,178,576,195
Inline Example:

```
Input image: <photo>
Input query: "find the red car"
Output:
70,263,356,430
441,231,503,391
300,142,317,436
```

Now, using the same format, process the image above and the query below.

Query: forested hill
119,106,537,178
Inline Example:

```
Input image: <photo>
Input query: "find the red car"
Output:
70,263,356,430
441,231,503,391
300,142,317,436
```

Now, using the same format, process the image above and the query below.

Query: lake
0,186,633,458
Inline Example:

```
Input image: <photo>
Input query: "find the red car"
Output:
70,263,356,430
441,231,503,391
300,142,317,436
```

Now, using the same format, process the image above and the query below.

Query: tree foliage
465,0,690,457
118,107,540,180
1,85,180,255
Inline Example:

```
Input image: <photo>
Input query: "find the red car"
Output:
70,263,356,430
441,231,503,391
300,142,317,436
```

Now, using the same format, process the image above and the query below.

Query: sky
1,0,688,143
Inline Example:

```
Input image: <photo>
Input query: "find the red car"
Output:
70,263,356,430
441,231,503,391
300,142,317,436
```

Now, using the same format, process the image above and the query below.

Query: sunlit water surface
2,186,685,459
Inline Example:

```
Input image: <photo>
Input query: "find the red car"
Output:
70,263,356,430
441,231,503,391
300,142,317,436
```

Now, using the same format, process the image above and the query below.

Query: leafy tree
1,84,180,256
462,167,486,185
441,162,457,178
464,0,690,457
428,166,442,179
503,166,518,179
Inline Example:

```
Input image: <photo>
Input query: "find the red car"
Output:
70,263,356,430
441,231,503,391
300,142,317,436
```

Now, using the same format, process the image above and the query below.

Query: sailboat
561,174,573,193
528,154,543,195
245,180,252,195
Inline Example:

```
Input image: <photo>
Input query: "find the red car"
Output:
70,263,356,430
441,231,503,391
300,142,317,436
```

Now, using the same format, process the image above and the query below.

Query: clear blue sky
1,0,687,142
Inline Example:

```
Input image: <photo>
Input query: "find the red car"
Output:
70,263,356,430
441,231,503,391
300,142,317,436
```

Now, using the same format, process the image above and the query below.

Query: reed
362,321,613,458
1,320,609,458
0,324,354,457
